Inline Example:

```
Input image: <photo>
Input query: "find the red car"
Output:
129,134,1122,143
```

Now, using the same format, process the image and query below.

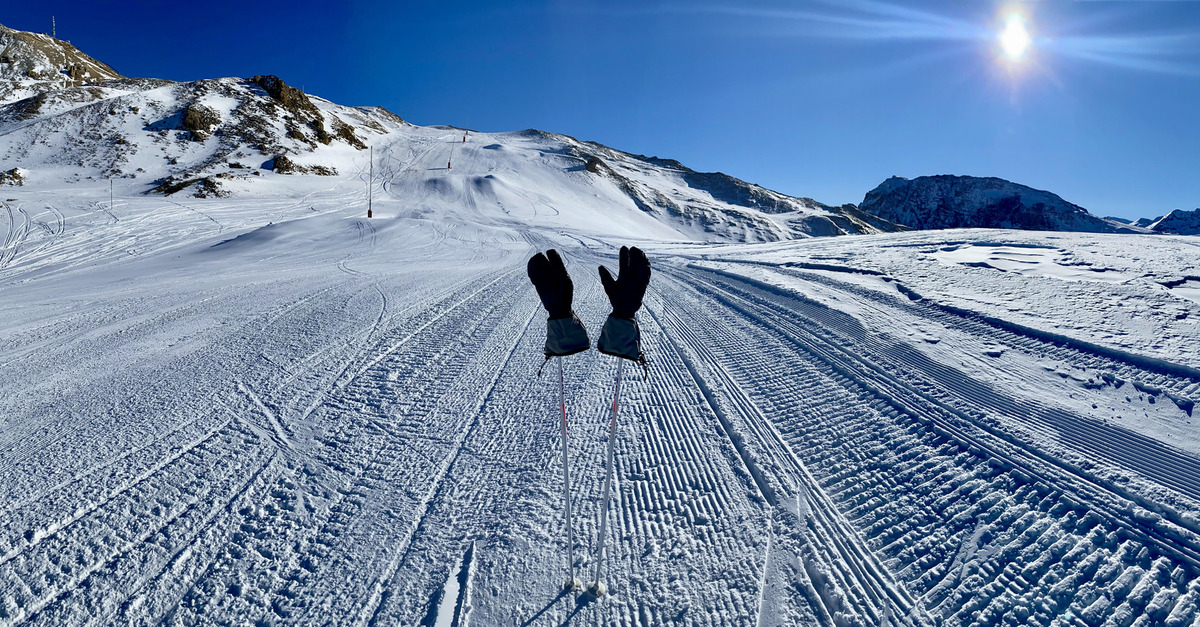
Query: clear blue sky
5,1,1199,219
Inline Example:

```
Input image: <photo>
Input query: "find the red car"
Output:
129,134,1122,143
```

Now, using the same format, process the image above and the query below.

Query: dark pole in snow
367,146,373,218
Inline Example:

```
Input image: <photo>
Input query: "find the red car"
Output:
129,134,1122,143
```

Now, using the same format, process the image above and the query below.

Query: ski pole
589,358,624,597
558,356,580,591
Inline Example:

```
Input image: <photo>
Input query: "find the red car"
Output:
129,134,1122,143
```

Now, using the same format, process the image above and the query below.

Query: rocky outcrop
181,103,219,140
251,75,319,119
0,167,24,185
269,155,336,176
248,75,363,150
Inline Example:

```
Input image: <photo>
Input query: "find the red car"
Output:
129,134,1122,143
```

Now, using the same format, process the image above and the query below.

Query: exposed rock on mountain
1150,209,1200,235
0,166,24,185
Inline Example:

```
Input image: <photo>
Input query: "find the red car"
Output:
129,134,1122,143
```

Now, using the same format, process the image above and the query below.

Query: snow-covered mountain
1150,208,1200,235
0,24,896,243
859,174,1142,233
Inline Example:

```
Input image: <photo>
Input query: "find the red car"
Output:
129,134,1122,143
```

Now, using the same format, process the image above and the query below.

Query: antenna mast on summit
52,17,56,39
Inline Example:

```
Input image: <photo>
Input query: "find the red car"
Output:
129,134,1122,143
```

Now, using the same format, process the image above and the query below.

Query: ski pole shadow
518,588,571,626
556,591,599,626
520,586,602,627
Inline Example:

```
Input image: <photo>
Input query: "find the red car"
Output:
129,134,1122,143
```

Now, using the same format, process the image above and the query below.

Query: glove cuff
545,313,590,356
597,315,642,361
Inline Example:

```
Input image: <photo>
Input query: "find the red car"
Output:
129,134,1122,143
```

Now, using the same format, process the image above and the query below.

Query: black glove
598,246,650,320
597,246,650,365
528,249,575,320
528,249,590,357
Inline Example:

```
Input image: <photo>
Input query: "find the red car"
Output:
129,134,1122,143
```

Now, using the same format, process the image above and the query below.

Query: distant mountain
1134,216,1160,229
0,23,899,243
1149,209,1200,235
859,175,1140,234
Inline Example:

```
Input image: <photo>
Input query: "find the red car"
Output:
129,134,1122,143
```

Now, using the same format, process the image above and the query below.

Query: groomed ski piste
2,125,1200,626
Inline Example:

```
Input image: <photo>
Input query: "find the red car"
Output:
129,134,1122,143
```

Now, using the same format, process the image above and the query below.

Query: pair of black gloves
528,246,650,364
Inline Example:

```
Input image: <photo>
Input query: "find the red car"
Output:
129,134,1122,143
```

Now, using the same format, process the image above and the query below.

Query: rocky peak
858,174,1135,233
1,24,122,103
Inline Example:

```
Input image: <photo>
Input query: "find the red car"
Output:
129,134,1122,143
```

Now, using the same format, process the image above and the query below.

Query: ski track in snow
2,132,1200,625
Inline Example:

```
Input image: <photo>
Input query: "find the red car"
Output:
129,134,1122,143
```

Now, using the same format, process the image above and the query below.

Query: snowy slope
4,186,1200,625
860,174,1144,233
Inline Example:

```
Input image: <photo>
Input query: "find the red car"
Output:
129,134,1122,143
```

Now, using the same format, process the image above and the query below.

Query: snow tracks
658,264,1200,625
5,234,1200,626
0,262,534,626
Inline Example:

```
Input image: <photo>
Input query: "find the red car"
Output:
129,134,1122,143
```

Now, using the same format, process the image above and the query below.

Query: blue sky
5,1,1199,219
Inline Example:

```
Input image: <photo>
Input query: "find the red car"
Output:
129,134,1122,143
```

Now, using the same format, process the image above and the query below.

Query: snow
931,243,1134,284
2,120,1200,625
1172,280,1200,305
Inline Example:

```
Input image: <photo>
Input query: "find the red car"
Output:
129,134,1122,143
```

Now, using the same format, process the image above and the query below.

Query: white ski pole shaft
591,358,624,594
558,357,579,589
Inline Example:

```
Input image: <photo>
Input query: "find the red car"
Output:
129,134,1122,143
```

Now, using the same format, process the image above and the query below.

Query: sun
1000,13,1032,60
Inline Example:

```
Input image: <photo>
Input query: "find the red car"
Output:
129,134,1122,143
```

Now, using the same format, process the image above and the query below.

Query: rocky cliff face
859,175,1136,233
1150,209,1200,235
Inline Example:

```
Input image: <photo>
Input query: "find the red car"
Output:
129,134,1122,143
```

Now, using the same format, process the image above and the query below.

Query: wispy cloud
557,0,1200,75
557,0,985,41
1047,32,1200,76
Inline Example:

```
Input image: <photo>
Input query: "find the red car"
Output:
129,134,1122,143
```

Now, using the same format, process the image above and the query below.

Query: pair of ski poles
556,355,624,597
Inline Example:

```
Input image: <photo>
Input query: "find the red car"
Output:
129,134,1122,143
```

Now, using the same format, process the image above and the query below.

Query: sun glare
1000,13,1031,60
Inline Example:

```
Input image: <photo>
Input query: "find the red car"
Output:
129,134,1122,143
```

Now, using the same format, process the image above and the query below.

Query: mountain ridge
859,174,1145,234
0,24,898,243
1149,208,1200,235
